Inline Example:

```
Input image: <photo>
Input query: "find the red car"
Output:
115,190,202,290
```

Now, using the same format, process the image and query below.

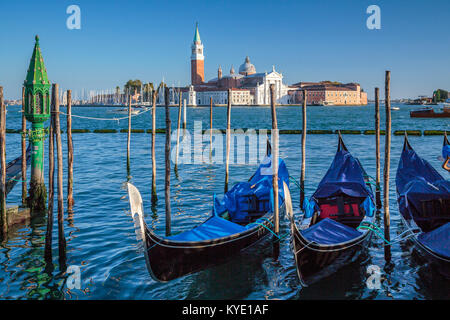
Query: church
184,24,290,106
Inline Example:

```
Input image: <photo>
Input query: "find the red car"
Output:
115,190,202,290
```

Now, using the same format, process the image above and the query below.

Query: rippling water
0,104,448,300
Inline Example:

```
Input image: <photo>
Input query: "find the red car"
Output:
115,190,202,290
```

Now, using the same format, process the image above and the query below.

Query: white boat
108,108,141,115
391,106,400,110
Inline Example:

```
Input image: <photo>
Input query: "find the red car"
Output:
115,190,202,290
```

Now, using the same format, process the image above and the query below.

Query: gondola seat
302,218,362,245
168,216,246,242
418,222,450,258
316,196,365,228
414,198,450,232
239,194,270,224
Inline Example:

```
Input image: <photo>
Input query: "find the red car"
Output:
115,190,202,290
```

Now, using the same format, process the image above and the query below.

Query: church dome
239,56,256,75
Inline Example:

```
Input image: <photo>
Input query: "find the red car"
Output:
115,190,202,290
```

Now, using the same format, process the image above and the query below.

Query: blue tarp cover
396,142,450,224
168,216,246,241
312,144,372,200
301,218,362,245
214,155,289,223
418,222,450,258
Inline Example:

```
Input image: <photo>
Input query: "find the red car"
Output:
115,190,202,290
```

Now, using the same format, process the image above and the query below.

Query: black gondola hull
400,216,450,278
143,209,283,282
290,222,371,286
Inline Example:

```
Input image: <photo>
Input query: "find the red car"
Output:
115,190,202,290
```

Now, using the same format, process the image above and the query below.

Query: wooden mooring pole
225,89,231,193
67,90,74,211
127,95,131,178
0,86,6,239
375,87,381,210
182,99,187,131
209,97,213,161
53,84,66,268
45,91,55,262
151,88,157,203
383,71,392,262
21,87,27,206
164,86,171,236
300,90,307,208
270,84,280,258
175,91,182,171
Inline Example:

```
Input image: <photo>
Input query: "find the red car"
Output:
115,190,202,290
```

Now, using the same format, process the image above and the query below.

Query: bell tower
191,22,204,85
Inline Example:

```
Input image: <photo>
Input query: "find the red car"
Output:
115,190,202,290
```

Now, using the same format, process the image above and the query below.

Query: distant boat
391,106,400,111
410,106,450,118
109,108,140,115
321,101,335,106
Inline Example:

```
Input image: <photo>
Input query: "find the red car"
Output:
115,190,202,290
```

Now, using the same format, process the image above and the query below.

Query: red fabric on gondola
319,203,360,220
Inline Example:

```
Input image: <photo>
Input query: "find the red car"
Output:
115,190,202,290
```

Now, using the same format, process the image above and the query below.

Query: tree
433,89,448,102
124,80,143,95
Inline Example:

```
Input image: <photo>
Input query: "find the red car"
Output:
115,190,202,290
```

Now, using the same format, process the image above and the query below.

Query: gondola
5,145,31,195
443,133,449,171
396,136,449,276
127,152,290,282
287,135,376,286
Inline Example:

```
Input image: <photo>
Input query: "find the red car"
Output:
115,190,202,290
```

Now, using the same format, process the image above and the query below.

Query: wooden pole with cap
21,87,27,206
0,87,6,239
300,90,307,208
164,86,171,236
375,87,381,210
67,90,74,211
383,71,392,262
225,89,231,193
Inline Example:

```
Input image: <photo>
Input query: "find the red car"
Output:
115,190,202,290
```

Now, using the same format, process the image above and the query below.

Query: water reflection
0,215,65,299
185,240,273,300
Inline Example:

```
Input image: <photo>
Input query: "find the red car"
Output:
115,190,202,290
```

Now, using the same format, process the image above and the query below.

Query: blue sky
1,0,449,99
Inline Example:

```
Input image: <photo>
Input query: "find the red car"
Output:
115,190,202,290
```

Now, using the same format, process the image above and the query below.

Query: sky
1,0,449,100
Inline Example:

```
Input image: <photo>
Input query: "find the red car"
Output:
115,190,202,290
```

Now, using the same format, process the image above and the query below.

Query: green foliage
394,130,422,136
94,129,118,133
307,130,334,134
120,129,145,133
424,130,446,136
124,80,143,95
335,130,361,134
433,89,448,102
364,130,386,135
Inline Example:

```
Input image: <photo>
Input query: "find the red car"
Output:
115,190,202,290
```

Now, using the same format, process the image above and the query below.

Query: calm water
0,104,448,300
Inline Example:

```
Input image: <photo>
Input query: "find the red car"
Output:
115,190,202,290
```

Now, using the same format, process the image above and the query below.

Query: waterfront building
288,81,368,105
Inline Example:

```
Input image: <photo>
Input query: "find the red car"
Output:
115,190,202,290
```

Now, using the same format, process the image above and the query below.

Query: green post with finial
24,35,51,211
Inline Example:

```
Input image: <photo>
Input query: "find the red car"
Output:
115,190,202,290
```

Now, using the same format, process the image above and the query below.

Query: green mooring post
24,35,51,211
